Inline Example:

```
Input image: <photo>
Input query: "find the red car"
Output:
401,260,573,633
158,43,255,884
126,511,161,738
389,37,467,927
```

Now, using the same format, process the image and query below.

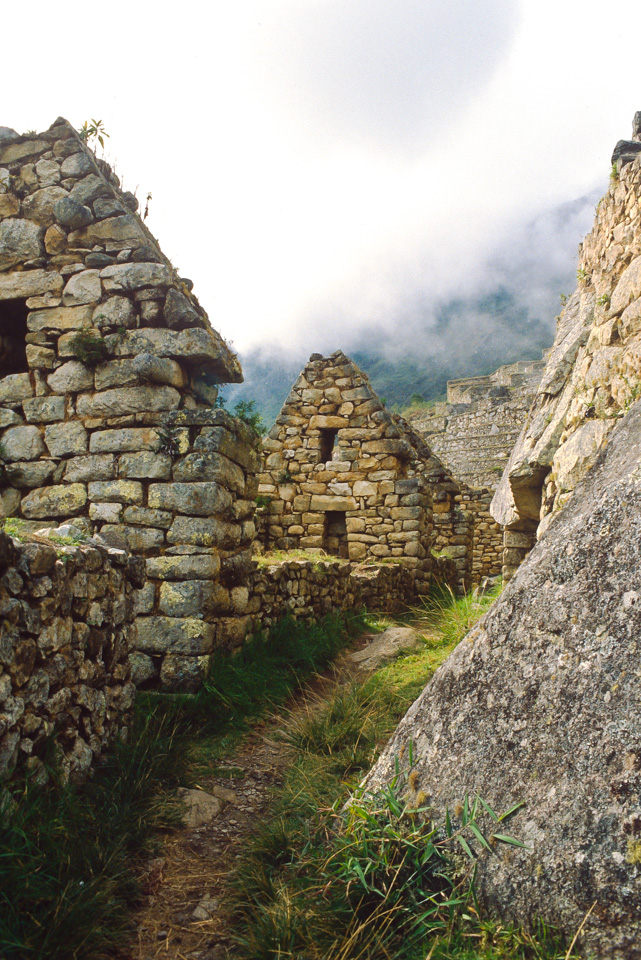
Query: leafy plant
78,118,109,151
255,494,272,510
576,267,589,285
597,293,611,307
68,330,110,366
234,399,265,435
610,162,619,182
156,424,181,456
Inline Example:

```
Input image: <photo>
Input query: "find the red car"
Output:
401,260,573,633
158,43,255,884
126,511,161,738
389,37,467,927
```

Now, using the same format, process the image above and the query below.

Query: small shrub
68,330,110,366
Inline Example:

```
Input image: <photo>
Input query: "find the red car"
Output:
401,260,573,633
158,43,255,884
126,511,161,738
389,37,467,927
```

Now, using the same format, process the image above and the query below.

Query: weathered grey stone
2,425,44,461
69,174,111,206
99,262,172,291
164,288,200,328
21,187,67,227
88,480,143,504
0,140,48,164
136,616,214,655
117,327,242,380
22,396,65,423
129,651,156,685
310,495,357,512
167,516,241,548
349,626,421,669
176,787,222,826
35,159,61,184
44,421,88,457
0,373,33,404
47,360,94,393
552,420,613,494
148,482,232,516
0,409,23,428
89,427,160,453
62,270,101,306
60,153,95,178
92,296,136,329
98,524,164,552
93,197,126,219
53,196,93,229
122,505,173,528
63,454,114,483
172,452,245,493
94,359,138,391
0,193,20,217
69,215,147,246
367,400,641,959
21,483,86,518
25,344,56,369
76,386,180,418
29,305,92,333
5,461,56,490
118,452,172,479
0,219,44,269
0,271,62,304
132,353,186,388
146,553,220,581
158,580,214,617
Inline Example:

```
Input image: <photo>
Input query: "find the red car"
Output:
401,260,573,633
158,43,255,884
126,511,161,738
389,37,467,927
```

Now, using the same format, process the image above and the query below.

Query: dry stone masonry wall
0,527,140,782
492,113,641,578
407,360,544,490
258,351,466,595
0,118,258,689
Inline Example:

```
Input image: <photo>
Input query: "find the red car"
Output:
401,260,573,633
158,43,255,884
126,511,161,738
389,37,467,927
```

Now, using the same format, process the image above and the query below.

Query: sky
3,0,641,358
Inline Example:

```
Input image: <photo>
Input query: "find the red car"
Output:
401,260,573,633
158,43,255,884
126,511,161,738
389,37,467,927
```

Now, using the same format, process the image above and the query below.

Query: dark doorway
319,428,338,463
0,299,29,378
323,511,348,558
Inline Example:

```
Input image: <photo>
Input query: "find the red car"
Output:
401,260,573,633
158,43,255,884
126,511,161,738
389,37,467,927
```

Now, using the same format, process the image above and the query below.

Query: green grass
0,709,192,960
0,611,367,960
227,584,578,960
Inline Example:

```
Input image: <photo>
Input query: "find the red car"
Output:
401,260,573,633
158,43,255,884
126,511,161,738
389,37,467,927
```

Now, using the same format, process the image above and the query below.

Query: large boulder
365,399,641,958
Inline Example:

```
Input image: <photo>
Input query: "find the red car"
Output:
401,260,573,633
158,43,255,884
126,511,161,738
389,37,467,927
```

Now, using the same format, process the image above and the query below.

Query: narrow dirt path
127,628,395,960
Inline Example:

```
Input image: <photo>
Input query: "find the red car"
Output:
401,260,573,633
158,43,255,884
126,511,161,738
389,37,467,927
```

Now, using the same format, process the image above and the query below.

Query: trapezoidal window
0,299,29,378
319,428,338,463
323,510,348,558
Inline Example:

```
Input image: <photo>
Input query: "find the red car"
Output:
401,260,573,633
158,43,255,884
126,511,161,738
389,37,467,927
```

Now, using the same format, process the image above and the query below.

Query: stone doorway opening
0,298,29,378
319,428,338,464
323,510,348,558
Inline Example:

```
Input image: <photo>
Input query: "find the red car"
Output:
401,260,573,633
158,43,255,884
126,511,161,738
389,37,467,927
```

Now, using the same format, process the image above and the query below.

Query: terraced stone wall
0,528,141,782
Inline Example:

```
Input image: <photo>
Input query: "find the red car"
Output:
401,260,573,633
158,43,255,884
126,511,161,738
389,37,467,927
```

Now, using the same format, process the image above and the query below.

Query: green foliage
576,267,589,285
0,708,192,960
233,398,265,435
610,162,619,182
78,118,109,151
255,494,272,510
139,611,368,740
559,293,569,306
68,330,110,366
156,424,181,456
228,585,574,960
414,581,502,648
596,293,611,307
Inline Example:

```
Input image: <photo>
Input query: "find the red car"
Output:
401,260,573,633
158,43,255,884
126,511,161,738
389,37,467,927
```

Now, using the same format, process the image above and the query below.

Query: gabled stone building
258,351,464,594
0,118,258,689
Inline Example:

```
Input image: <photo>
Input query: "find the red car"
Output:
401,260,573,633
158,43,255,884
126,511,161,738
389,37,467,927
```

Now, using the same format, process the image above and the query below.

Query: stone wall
259,351,466,596
0,527,141,782
492,114,641,579
247,554,457,631
407,359,544,490
0,119,258,687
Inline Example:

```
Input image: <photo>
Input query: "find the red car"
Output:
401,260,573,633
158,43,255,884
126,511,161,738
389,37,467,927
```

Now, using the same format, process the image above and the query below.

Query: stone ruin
257,350,484,593
0,117,259,691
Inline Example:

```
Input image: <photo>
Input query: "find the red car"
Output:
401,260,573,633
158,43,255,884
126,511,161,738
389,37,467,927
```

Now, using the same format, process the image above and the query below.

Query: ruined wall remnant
0,118,257,690
407,359,544,490
258,351,465,595
492,113,641,579
0,527,141,782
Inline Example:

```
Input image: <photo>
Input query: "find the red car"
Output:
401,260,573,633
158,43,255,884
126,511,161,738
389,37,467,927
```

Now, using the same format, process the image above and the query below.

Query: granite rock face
366,400,641,959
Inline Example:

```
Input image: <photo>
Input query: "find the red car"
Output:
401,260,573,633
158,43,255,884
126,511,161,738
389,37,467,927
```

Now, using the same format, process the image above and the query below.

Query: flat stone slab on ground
348,626,421,669
177,788,224,828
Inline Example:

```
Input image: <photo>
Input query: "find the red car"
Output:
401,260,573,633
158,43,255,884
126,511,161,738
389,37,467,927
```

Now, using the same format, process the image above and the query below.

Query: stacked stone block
258,352,461,594
0,118,256,689
492,113,641,579
0,528,141,782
